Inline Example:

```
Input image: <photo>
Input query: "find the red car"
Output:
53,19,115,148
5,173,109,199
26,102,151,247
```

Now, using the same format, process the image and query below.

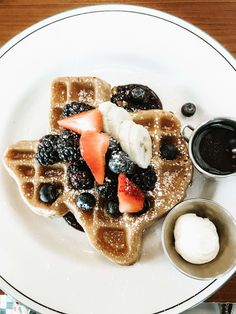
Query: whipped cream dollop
174,213,220,264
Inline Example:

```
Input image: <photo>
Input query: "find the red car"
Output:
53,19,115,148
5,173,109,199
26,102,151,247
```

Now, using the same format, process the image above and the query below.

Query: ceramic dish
0,4,235,314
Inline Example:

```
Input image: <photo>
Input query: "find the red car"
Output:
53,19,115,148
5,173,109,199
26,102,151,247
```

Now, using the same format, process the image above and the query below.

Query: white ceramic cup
181,117,236,179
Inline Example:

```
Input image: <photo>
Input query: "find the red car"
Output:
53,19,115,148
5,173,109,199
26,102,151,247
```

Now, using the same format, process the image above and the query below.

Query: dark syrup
192,119,236,175
63,212,84,232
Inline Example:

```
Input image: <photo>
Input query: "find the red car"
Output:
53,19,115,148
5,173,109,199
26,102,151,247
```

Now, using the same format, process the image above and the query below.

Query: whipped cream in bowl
174,213,220,265
161,199,236,280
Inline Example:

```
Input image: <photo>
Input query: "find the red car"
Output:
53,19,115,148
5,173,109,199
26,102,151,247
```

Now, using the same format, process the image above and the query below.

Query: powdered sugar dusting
78,89,94,103
4,78,193,265
162,170,178,188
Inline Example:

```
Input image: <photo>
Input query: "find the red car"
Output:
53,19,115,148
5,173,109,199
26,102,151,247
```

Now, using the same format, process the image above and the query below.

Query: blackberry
108,151,136,175
131,166,157,191
36,134,60,166
57,130,83,163
108,137,121,153
160,144,178,160
181,103,196,117
111,84,162,112
68,163,94,190
39,183,61,204
76,193,96,212
62,102,93,117
106,199,121,217
63,212,84,232
96,175,118,200
106,137,121,160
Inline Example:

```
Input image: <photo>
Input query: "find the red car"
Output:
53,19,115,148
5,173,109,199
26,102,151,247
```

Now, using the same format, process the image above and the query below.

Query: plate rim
0,4,235,314
0,3,235,70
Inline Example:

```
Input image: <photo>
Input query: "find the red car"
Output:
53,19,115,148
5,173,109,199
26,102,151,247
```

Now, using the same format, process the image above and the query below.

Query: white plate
0,4,235,314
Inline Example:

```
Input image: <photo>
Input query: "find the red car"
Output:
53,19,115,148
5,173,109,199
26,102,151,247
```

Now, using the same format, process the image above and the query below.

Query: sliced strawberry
80,131,109,184
58,109,103,134
118,173,145,213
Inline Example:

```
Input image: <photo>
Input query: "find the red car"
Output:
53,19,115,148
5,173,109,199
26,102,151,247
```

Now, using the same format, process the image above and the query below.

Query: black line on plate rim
0,7,233,314
0,275,66,314
153,279,217,314
0,9,235,71
0,273,217,314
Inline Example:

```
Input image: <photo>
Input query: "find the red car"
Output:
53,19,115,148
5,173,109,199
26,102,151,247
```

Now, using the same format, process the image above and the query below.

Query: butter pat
174,213,220,264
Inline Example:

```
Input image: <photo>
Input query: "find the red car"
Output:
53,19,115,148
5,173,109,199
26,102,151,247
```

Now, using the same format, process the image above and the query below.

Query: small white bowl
161,199,236,280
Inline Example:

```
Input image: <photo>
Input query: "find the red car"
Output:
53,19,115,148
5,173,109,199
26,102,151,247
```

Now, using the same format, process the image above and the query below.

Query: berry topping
76,192,96,212
58,108,103,135
36,134,60,166
106,199,121,217
181,103,196,117
106,137,121,161
39,183,61,204
80,131,109,185
57,130,82,163
62,102,93,117
96,175,118,200
131,166,157,191
111,84,162,112
108,151,136,175
68,163,94,190
63,212,84,232
108,137,121,154
130,86,148,103
132,198,151,216
118,173,145,213
160,144,179,160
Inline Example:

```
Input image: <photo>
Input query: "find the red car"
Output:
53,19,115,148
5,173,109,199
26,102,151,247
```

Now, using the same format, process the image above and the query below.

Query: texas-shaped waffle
4,77,192,265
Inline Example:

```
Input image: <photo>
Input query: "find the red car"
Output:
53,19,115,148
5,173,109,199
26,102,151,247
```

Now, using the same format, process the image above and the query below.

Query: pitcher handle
181,125,194,142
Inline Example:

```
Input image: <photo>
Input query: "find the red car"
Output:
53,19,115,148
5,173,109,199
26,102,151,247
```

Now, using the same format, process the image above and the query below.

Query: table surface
0,0,235,305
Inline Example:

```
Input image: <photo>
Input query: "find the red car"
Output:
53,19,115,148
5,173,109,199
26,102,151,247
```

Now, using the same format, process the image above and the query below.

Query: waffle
3,77,192,265
3,77,111,218
4,140,69,217
50,76,112,132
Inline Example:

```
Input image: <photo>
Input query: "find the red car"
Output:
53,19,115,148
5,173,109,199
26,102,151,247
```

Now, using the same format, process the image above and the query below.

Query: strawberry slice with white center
58,109,103,134
80,131,109,185
118,173,145,213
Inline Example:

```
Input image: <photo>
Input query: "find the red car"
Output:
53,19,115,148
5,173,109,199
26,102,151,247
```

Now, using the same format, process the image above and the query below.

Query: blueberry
106,199,121,217
108,151,136,175
130,87,147,103
76,193,96,211
39,183,61,204
96,176,118,200
63,212,84,232
160,144,178,160
181,103,196,117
